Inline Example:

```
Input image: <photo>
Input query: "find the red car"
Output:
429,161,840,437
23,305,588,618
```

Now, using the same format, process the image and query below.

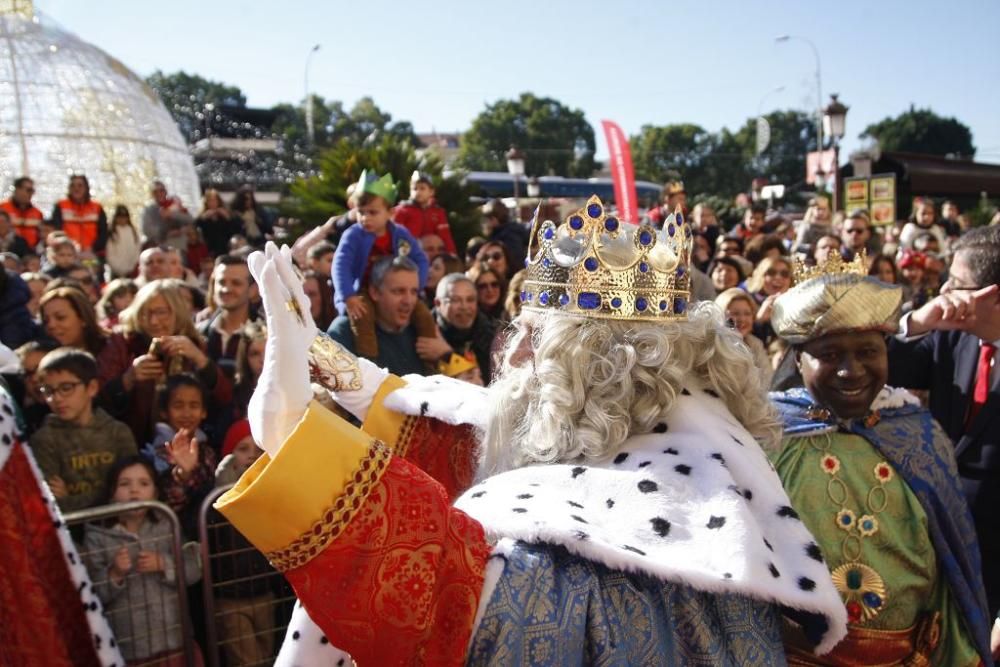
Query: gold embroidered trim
265,439,392,572
393,414,419,458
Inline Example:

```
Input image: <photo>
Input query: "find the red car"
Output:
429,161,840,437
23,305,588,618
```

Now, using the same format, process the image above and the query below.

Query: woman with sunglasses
467,263,508,325
745,255,793,348
475,241,514,280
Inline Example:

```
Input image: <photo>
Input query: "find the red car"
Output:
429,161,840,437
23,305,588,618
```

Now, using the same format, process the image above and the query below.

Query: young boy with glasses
30,347,137,511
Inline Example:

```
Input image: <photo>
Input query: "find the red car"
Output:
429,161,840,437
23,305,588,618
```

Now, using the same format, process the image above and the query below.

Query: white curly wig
477,302,781,478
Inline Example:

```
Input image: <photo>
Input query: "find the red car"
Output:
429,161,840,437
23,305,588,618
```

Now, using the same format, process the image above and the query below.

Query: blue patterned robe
468,542,787,666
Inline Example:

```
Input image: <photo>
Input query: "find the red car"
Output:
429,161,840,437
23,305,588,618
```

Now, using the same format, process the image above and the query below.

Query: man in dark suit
888,226,1000,631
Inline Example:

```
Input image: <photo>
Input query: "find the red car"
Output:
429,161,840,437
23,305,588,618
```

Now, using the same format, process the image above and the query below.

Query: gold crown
439,352,478,377
520,195,692,322
792,250,868,285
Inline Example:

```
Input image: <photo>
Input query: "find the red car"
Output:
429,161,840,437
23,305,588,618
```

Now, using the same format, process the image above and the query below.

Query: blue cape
771,388,993,665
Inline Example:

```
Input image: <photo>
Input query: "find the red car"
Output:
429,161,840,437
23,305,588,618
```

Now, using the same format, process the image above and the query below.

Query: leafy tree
282,135,480,251
146,70,247,143
630,123,716,189
630,110,817,199
458,93,596,177
270,96,418,152
729,110,817,189
861,107,975,158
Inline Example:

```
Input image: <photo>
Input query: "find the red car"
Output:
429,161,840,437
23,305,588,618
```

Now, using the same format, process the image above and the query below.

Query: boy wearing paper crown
331,169,435,363
216,196,852,666
767,252,990,665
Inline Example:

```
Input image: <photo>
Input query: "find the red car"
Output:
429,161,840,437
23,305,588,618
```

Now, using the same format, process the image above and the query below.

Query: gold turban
772,256,902,344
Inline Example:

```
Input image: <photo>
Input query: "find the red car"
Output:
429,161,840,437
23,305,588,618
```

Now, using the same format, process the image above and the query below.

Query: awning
877,152,1000,196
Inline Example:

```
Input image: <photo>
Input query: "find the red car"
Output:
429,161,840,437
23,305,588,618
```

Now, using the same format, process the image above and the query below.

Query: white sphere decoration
0,2,200,218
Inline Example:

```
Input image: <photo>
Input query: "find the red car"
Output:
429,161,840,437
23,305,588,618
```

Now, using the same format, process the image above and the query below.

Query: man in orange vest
49,174,108,257
0,176,45,250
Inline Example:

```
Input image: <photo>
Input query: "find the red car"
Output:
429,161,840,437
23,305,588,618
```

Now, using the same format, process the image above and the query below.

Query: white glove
246,243,316,457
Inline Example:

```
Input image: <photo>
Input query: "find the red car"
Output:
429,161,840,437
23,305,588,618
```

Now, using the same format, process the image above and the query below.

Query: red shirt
362,230,394,286
393,200,456,253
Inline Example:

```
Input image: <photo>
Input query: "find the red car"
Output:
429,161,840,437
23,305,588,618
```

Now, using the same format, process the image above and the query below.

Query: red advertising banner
601,120,639,224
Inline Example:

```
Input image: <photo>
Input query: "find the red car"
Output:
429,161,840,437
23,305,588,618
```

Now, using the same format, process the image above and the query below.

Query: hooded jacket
83,520,201,661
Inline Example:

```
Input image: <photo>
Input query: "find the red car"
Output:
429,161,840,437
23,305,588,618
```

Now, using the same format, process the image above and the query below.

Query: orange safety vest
55,199,102,251
0,199,44,248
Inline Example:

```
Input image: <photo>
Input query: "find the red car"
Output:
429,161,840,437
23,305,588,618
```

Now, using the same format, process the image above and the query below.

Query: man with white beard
216,198,847,666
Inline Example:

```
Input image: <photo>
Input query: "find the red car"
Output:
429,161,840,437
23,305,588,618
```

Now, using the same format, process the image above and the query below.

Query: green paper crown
355,169,399,205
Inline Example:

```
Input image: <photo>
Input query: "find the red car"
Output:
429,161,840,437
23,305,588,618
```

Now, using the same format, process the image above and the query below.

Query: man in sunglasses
889,226,1000,641
840,210,874,260
0,176,45,249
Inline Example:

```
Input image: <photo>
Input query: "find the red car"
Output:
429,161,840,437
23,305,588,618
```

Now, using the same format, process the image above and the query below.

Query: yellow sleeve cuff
214,401,382,556
361,374,412,452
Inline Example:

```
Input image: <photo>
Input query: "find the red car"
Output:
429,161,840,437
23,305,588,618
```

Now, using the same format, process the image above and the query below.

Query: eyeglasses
143,306,172,320
483,252,505,262
39,380,83,399
943,278,982,291
766,270,791,278
477,281,500,291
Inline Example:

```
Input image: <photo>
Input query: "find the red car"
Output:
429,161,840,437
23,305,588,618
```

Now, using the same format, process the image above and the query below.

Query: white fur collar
871,385,921,410
386,373,491,428
454,387,847,655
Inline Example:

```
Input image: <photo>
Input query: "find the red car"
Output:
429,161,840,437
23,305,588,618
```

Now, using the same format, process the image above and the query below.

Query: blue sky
38,0,1000,164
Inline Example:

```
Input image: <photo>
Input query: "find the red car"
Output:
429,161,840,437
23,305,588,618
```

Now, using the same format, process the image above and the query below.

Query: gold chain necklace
809,432,894,624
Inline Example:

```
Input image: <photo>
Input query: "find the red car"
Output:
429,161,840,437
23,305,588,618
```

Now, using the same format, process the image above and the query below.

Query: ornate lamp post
506,146,526,222
823,94,849,211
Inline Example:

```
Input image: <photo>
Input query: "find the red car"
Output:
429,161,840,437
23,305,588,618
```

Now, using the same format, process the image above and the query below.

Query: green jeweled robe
771,429,979,665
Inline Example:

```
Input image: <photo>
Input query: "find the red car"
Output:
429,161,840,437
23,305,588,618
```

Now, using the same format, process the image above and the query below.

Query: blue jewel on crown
521,195,692,322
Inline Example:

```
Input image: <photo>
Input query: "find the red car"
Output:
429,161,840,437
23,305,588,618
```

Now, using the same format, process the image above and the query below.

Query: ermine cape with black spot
0,383,124,666
452,384,848,654
772,386,993,665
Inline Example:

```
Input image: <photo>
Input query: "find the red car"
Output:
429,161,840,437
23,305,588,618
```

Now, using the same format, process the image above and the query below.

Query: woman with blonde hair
745,255,793,347
466,263,508,324
97,278,232,443
714,287,773,387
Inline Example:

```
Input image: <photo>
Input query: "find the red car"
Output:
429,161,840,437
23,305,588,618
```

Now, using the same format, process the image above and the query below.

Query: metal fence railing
198,484,295,667
64,500,199,667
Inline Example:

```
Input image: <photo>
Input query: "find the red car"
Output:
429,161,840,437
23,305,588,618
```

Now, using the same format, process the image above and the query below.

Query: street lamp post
823,93,849,212
304,44,321,148
775,35,823,165
506,146,526,222
526,177,541,199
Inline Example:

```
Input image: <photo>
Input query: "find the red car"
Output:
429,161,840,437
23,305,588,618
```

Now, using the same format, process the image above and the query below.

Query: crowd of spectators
1,169,999,662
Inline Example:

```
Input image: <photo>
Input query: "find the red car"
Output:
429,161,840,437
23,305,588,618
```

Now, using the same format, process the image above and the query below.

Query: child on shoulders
332,170,435,360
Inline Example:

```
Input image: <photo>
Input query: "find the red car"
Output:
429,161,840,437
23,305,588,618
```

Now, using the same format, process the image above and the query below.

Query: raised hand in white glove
246,243,316,457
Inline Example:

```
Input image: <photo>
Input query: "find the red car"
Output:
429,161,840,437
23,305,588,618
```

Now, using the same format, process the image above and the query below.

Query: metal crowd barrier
64,500,198,667
198,484,296,667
